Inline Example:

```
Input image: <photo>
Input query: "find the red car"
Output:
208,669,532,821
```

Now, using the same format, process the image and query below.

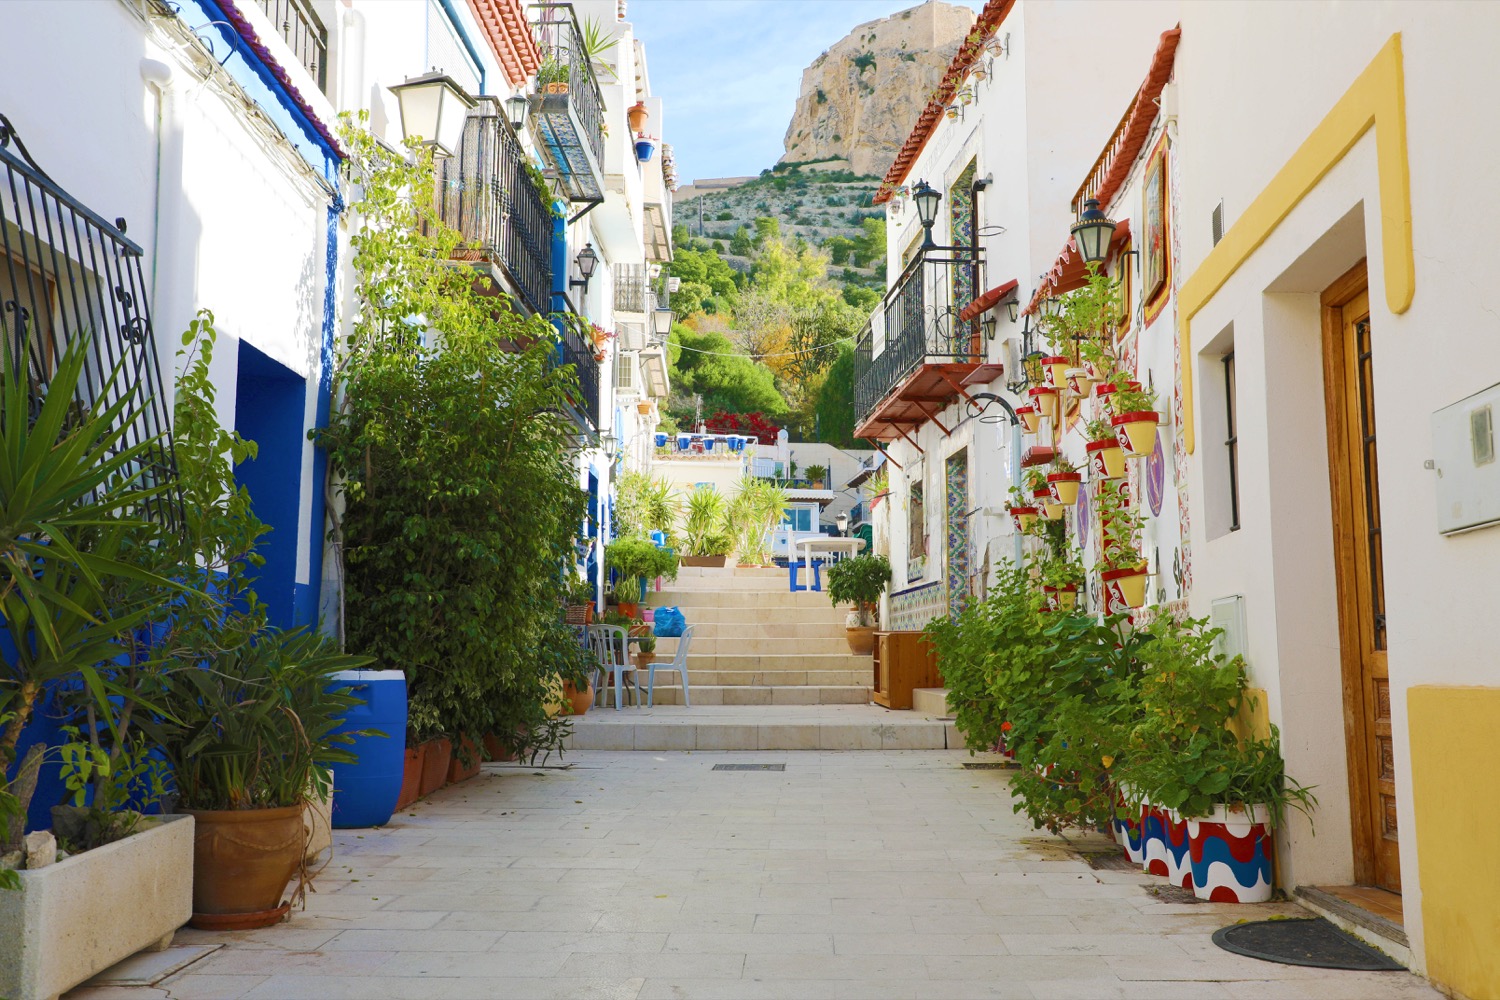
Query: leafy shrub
825,555,891,627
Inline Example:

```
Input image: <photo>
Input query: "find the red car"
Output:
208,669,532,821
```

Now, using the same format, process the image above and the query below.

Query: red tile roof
873,0,1017,204
465,0,542,88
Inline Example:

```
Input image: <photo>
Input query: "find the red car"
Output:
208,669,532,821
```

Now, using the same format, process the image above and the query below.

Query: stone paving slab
566,704,960,751
66,752,1443,1000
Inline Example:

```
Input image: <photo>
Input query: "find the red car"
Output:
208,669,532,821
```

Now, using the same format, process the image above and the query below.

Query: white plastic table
794,537,866,590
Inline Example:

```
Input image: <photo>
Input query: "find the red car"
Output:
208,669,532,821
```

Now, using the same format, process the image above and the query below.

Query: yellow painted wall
1409,686,1500,999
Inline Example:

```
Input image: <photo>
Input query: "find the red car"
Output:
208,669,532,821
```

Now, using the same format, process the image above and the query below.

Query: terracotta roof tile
465,0,541,88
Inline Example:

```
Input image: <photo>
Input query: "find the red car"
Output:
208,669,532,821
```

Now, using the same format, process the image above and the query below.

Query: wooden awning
958,278,1020,322
854,360,1006,445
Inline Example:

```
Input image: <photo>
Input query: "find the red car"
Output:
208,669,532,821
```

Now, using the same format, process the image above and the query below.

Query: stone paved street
69,752,1443,1000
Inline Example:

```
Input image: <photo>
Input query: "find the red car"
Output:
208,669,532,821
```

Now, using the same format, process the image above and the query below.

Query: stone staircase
640,565,871,706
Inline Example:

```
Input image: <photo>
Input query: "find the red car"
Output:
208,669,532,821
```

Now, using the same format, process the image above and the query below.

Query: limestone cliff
781,1,976,178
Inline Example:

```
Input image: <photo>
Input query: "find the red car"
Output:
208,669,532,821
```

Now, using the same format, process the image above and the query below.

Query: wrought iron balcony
529,3,606,210
613,263,649,314
255,0,328,93
852,246,1003,443
0,114,181,528
430,101,554,316
552,295,600,430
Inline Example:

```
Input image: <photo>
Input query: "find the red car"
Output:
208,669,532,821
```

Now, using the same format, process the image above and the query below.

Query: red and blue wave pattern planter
1114,793,1145,865
1187,804,1273,902
1141,804,1171,877
1164,810,1193,888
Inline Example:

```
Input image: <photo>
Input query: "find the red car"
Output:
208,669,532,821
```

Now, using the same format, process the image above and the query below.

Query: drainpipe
1011,418,1023,568
339,7,366,112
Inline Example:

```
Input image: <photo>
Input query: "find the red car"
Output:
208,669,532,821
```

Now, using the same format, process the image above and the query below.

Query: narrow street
70,752,1441,1000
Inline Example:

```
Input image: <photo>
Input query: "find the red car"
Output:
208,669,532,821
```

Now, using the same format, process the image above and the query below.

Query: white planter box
0,813,193,1000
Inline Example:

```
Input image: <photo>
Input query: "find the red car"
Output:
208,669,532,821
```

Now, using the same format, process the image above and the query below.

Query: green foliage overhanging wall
322,116,591,748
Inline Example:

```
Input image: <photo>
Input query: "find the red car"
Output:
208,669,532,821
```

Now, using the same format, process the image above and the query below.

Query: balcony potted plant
804,464,828,489
605,535,679,617
1005,484,1039,534
681,486,733,567
1039,551,1085,610
1046,457,1083,506
826,554,892,654
1025,468,1063,521
537,49,569,95
1111,382,1160,458
1084,416,1127,481
1095,479,1148,610
634,132,657,162
627,100,649,132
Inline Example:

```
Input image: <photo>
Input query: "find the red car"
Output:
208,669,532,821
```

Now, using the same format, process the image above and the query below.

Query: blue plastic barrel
329,669,407,828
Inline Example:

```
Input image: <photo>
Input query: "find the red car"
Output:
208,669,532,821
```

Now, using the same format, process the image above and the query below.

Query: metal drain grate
712,763,786,771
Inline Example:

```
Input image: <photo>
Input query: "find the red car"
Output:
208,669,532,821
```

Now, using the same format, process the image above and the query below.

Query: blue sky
628,0,986,183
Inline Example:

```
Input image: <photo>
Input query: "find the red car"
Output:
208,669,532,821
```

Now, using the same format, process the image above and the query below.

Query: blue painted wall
234,340,309,629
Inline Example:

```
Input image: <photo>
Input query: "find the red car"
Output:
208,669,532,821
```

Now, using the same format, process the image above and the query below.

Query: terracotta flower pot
1111,411,1160,457
1187,804,1273,902
1008,506,1038,533
419,738,451,797
1047,471,1082,506
185,804,306,928
482,733,516,761
845,625,876,655
637,401,652,415
396,745,424,810
1040,355,1070,389
1016,404,1040,434
447,737,481,785
627,101,649,132
562,680,594,715
680,555,727,567
1028,385,1059,421
1086,438,1127,480
1100,565,1149,611
617,602,640,619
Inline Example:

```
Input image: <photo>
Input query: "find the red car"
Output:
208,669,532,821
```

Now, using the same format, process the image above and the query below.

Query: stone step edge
565,719,964,751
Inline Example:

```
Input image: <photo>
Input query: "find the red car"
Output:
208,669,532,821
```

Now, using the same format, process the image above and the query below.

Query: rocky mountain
781,1,976,177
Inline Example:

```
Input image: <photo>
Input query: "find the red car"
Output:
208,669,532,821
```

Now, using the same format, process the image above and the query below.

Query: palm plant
682,486,732,558
727,476,787,564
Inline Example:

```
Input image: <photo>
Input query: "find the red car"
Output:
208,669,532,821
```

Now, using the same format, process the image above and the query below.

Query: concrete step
648,590,837,609
652,636,852,655
673,565,787,579
651,622,849,640
644,606,847,625
617,684,871,707
911,688,952,716
665,669,871,687
564,705,963,751
670,652,872,672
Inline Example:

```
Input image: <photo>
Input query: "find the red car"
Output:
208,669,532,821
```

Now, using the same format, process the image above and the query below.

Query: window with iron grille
425,0,482,96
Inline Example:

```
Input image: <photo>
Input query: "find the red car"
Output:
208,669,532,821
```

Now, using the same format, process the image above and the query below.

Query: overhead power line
670,337,856,360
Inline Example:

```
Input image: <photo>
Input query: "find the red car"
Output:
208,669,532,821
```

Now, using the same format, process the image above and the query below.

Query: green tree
729,226,755,257
852,216,886,268
813,342,857,447
752,216,781,248
670,325,787,419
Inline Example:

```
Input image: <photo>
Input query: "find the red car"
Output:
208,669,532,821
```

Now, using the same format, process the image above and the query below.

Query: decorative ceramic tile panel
889,581,947,632
945,450,971,619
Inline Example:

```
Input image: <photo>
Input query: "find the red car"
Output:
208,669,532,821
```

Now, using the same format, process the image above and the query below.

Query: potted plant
681,486,733,567
1005,484,1039,535
564,575,595,625
1084,416,1127,481
825,555,892,654
804,464,828,489
632,633,657,672
141,628,371,929
537,49,569,94
1027,384,1059,422
635,132,657,162
605,536,678,617
1025,468,1063,521
1046,456,1083,506
1015,403,1040,434
1039,551,1085,610
728,476,788,566
1095,480,1148,611
1111,382,1160,458
1040,354,1071,389
627,100,649,132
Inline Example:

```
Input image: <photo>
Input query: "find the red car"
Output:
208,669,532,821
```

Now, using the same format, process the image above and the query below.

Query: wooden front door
1322,263,1399,892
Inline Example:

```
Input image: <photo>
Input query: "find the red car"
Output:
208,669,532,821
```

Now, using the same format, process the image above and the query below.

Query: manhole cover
1213,918,1406,970
962,762,1017,770
712,763,785,771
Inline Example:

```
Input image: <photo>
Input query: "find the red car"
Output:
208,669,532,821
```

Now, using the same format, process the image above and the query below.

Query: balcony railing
256,0,328,93
0,114,181,529
552,295,600,430
853,246,984,427
431,101,554,316
614,263,649,313
529,3,606,208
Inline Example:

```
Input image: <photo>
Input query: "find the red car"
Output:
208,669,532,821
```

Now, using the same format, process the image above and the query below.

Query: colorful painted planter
1047,471,1082,506
1065,367,1096,397
1100,565,1149,611
1116,795,1145,865
1086,438,1127,480
1187,804,1274,902
1141,803,1171,877
1165,808,1193,888
1016,404,1040,434
1041,355,1071,389
1008,505,1038,533
1042,585,1078,610
1028,385,1059,421
1112,411,1160,457
1032,486,1064,520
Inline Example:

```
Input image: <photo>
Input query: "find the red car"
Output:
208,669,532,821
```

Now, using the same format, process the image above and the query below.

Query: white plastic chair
589,624,639,710
646,625,695,707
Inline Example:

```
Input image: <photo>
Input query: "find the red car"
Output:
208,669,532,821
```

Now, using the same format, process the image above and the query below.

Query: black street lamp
389,71,476,158
1070,197,1118,264
505,93,530,132
570,243,599,294
911,179,942,248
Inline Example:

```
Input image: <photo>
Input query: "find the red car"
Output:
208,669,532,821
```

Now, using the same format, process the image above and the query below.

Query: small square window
1473,404,1495,466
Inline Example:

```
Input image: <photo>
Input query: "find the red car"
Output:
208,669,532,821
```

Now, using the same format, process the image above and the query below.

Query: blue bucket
654,432,668,448
329,669,407,828
676,434,691,450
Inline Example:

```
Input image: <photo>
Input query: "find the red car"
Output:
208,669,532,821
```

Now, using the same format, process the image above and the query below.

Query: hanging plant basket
1086,438,1127,480
1042,584,1078,610
1040,355,1071,389
1094,382,1118,420
1065,367,1097,397
1016,404,1040,434
1007,505,1038,533
1047,471,1082,506
1100,564,1149,610
1028,386,1059,422
634,136,657,161
1032,486,1064,521
627,101,649,132
637,401,652,415
1111,411,1160,458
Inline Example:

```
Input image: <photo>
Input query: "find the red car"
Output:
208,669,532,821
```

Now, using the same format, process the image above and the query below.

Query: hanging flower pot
627,101,650,132
1065,367,1097,397
636,401,652,415
1040,355,1070,389
1111,411,1160,458
634,134,657,161
1187,804,1274,902
1028,386,1059,421
1100,564,1149,610
1007,505,1038,533
1086,438,1127,480
1047,471,1081,506
1016,404,1040,434
1032,486,1064,521
1042,584,1078,610
1093,382,1117,420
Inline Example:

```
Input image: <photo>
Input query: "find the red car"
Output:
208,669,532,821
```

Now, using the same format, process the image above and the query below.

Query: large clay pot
185,805,306,928
396,745,423,810
845,626,875,655
562,680,595,716
1187,804,1273,902
447,737,481,785
419,738,451,797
